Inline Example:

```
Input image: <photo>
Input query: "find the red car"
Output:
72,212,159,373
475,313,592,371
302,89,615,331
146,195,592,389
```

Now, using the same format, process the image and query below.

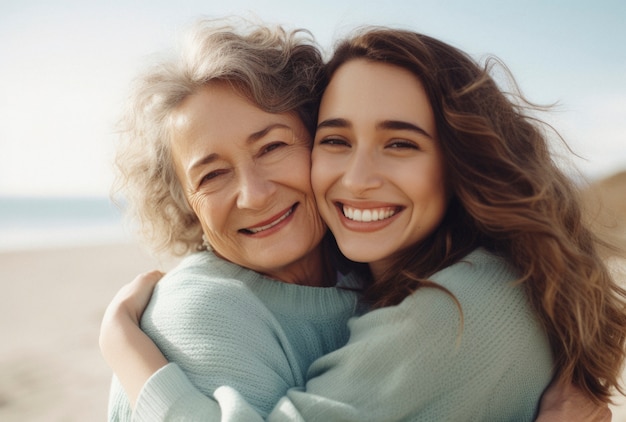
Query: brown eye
319,138,350,147
387,140,419,150
200,169,228,185
261,142,286,155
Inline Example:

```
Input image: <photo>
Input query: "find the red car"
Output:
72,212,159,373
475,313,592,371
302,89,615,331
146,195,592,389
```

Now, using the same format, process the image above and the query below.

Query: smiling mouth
341,205,401,222
240,204,297,234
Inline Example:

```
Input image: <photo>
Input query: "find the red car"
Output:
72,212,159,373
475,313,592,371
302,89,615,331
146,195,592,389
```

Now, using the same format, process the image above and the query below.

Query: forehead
319,59,434,130
170,82,308,146
170,83,292,137
168,82,309,168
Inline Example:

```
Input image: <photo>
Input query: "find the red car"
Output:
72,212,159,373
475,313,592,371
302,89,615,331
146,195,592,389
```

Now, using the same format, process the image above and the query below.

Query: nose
236,165,276,210
342,150,383,196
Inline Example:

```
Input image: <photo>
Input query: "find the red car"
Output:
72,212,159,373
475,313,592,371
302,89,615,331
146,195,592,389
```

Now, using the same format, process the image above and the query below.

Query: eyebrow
377,120,434,139
247,123,292,144
317,118,433,139
317,118,351,130
186,123,292,176
187,153,219,178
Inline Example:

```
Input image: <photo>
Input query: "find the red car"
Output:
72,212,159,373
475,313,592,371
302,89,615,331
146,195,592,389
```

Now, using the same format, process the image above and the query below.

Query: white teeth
342,205,397,222
247,207,293,234
362,210,372,222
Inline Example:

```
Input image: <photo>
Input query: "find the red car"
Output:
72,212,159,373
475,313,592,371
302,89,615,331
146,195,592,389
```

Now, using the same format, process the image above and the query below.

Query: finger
132,270,165,287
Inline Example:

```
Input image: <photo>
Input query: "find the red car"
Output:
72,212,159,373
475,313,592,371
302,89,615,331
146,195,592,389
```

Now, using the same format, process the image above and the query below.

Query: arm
101,253,328,421
260,252,606,421
101,267,609,422
220,305,605,422
255,254,555,421
100,268,273,420
99,270,168,406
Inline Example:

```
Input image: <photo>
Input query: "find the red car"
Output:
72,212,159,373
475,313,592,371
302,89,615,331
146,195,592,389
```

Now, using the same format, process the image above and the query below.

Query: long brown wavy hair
324,27,626,404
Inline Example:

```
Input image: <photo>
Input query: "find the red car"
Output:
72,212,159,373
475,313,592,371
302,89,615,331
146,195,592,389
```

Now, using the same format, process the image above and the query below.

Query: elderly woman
101,19,361,420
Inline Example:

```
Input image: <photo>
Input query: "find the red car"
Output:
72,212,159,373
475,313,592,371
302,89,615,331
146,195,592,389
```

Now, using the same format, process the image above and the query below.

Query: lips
240,204,297,235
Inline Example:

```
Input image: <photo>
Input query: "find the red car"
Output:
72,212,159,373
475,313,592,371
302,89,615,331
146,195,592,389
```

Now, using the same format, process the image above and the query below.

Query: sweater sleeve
135,363,264,422
107,375,133,421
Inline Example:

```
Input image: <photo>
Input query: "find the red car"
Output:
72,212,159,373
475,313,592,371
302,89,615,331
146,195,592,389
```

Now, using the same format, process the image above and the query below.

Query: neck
369,258,392,282
266,245,334,287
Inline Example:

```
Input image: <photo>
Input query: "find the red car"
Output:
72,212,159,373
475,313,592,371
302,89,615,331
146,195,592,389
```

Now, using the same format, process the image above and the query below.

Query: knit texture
263,248,554,421
111,248,554,421
107,251,361,421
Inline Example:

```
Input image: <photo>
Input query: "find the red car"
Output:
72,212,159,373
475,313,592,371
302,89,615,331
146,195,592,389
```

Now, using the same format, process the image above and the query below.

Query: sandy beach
1,242,625,421
0,243,177,421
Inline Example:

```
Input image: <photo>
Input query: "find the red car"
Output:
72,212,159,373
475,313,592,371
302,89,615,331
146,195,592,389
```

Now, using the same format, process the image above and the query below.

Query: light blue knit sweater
111,248,554,421
107,251,362,421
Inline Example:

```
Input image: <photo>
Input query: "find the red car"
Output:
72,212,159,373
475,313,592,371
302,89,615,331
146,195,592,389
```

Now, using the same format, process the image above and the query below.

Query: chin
256,249,302,268
337,246,385,264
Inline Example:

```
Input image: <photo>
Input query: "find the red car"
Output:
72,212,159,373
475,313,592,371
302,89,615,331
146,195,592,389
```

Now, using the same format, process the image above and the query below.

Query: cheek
188,195,220,232
310,155,321,188
401,159,447,206
281,147,314,191
311,151,335,198
417,170,448,216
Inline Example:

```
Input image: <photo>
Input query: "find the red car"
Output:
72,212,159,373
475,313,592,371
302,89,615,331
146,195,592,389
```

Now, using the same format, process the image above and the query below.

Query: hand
536,380,611,422
104,270,164,326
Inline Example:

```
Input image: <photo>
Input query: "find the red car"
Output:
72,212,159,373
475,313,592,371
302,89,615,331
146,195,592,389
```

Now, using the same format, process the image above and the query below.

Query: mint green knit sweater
107,251,362,421
111,249,554,421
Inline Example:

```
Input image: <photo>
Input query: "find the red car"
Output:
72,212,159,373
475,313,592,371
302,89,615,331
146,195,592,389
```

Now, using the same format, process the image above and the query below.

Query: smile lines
342,205,399,222
243,205,295,234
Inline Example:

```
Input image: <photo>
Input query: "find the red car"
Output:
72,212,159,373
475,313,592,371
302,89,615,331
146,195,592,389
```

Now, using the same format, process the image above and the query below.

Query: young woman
102,24,624,421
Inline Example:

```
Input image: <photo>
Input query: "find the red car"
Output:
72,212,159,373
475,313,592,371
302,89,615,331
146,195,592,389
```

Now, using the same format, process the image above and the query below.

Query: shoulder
165,251,265,285
427,248,523,304
153,252,263,302
394,248,543,345
389,249,519,311
412,249,551,365
142,252,272,330
434,248,517,284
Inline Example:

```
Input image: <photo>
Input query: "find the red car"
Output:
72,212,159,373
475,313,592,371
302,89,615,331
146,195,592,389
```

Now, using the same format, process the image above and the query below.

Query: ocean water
0,197,131,252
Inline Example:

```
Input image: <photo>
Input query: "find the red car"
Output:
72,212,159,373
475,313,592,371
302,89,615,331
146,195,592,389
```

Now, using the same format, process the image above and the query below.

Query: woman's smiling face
170,82,326,283
312,59,449,278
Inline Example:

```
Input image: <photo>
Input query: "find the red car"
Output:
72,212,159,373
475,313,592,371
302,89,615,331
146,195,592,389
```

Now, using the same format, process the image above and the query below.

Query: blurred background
0,0,624,420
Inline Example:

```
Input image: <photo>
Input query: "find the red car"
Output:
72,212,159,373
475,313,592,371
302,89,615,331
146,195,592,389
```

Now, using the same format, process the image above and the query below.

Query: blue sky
1,0,624,196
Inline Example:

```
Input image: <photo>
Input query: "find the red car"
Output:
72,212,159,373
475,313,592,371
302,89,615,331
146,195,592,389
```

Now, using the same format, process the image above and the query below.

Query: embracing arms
100,252,357,420
100,255,612,421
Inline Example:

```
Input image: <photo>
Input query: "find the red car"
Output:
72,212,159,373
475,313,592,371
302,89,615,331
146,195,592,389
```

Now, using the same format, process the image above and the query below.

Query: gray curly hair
113,17,325,256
